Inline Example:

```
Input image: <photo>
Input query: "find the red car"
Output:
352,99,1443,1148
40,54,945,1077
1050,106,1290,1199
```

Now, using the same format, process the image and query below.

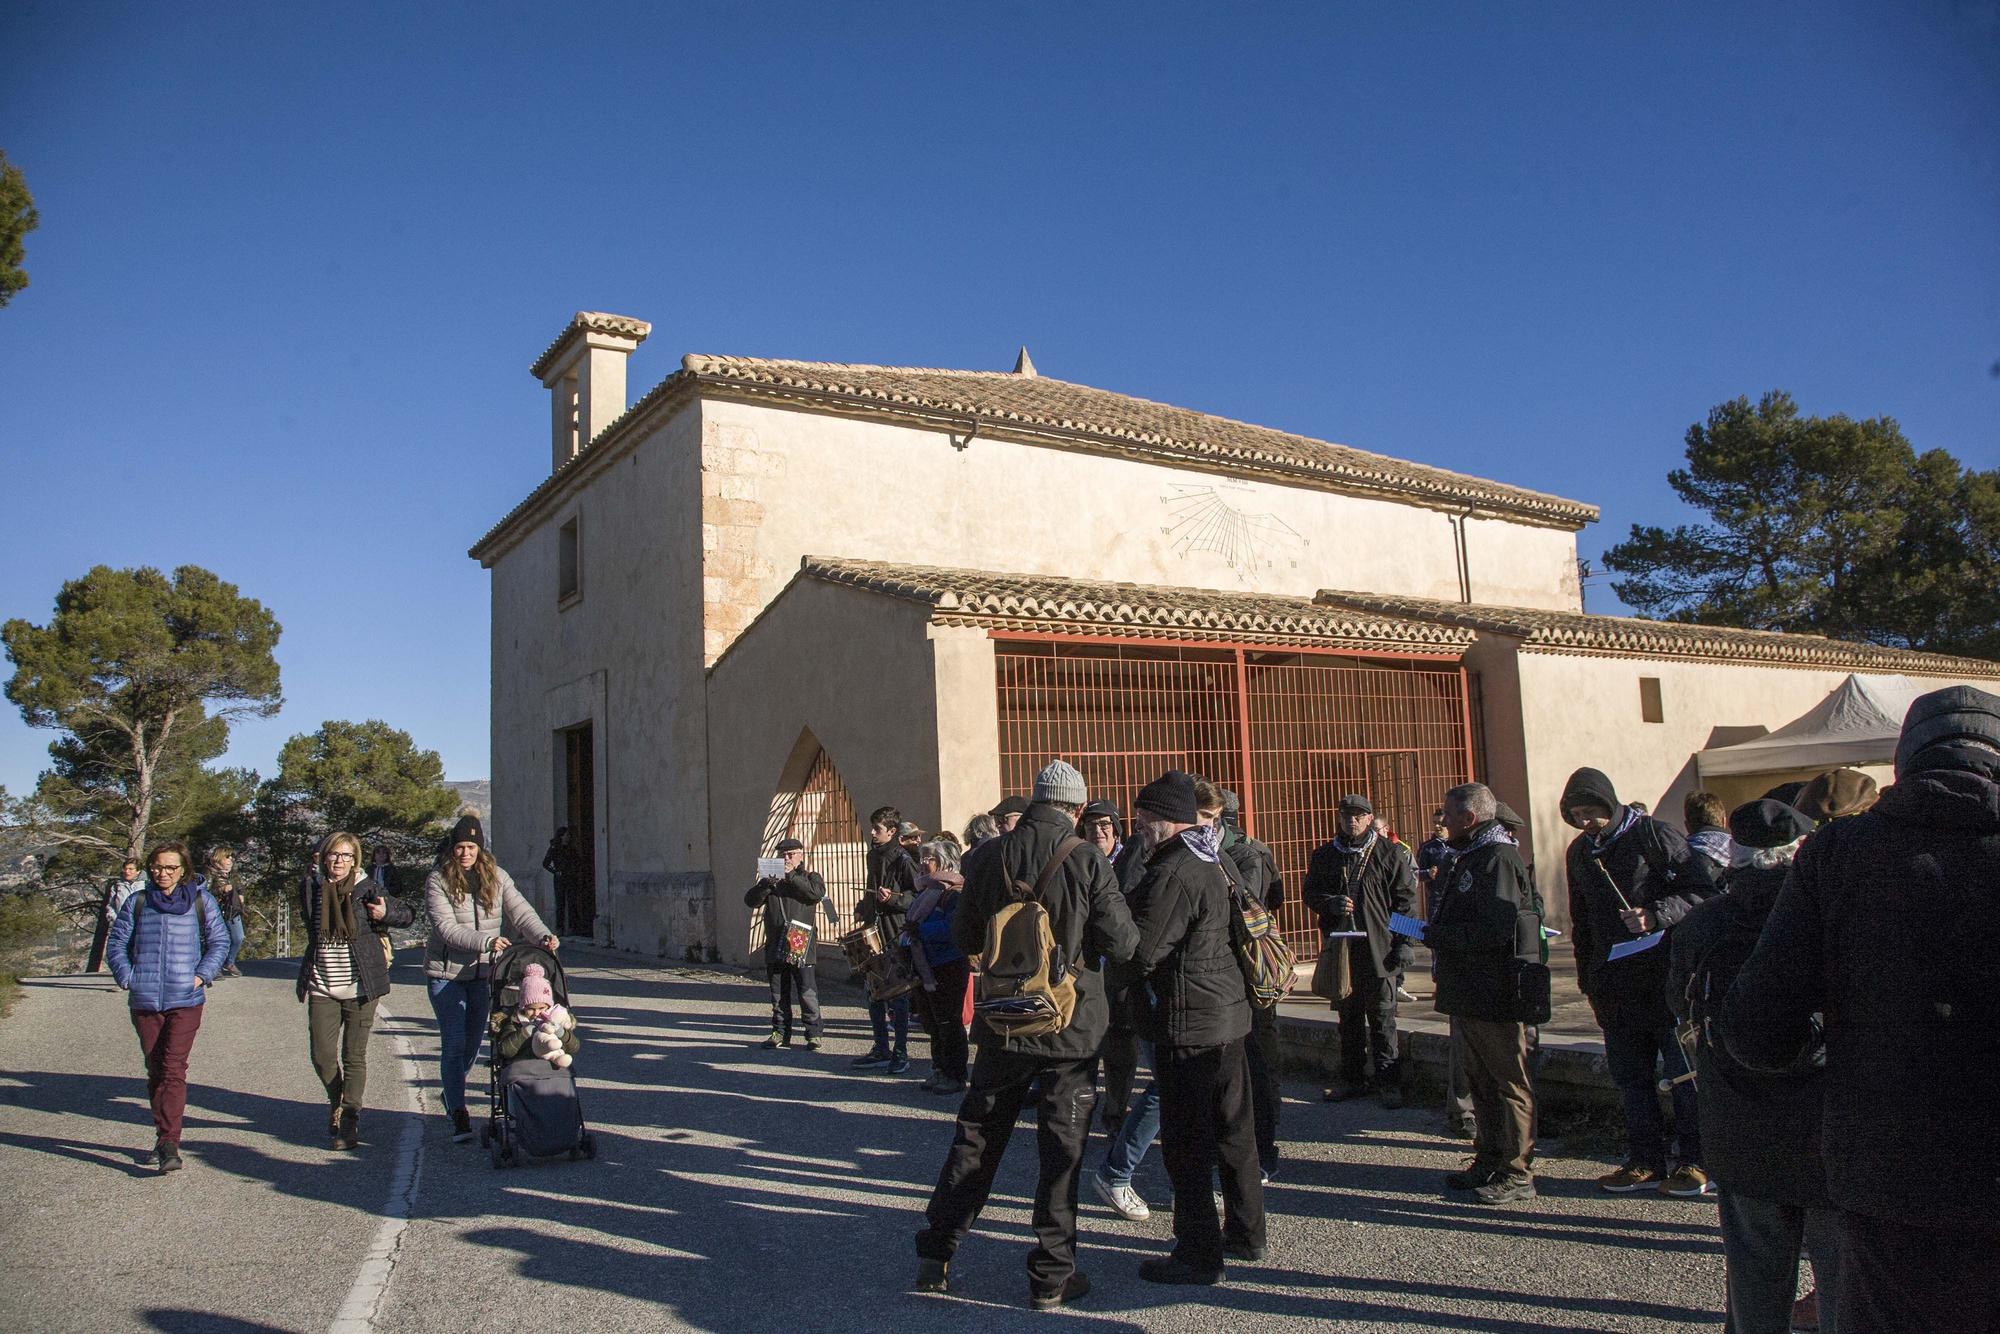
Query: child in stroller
496,963,578,1068
482,942,595,1167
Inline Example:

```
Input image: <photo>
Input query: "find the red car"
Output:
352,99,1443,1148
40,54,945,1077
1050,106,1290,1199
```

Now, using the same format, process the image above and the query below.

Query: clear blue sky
2,2,1996,797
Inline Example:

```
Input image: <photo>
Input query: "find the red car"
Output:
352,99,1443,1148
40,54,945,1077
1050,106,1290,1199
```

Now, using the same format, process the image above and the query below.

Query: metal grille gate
760,747,868,951
996,638,1473,960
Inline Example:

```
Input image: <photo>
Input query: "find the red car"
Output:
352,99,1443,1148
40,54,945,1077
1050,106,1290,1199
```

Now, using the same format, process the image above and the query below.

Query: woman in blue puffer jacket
105,839,229,1173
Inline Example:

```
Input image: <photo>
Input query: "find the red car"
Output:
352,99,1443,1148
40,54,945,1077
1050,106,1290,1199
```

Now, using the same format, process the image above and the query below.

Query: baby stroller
480,941,596,1168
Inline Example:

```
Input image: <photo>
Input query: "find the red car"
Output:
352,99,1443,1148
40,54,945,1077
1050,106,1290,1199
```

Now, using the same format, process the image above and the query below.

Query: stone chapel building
473,311,2000,963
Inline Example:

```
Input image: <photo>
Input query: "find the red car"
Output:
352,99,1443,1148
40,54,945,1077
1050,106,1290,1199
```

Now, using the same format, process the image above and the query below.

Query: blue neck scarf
144,879,195,915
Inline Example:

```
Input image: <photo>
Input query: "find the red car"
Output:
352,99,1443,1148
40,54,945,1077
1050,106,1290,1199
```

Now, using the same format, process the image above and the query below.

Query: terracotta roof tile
1313,589,2000,677
683,356,1596,529
529,311,653,380
800,557,1474,652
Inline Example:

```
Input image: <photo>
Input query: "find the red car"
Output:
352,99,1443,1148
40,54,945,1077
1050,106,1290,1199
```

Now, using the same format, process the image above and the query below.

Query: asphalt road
0,952,1728,1332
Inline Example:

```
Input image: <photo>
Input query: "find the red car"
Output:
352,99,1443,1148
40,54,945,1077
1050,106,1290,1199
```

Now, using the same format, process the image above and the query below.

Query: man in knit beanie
915,757,1137,1311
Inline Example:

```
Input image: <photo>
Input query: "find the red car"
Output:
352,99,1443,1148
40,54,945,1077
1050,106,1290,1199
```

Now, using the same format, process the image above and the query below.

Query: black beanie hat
1760,781,1808,807
1895,686,2000,776
1728,799,1815,850
449,814,485,850
1133,770,1198,824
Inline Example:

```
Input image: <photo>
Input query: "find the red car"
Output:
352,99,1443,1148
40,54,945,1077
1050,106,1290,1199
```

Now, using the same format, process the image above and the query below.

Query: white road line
327,1004,428,1334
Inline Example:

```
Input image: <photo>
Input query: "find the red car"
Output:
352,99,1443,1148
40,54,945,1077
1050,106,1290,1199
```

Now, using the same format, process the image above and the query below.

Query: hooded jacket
107,885,230,1012
1668,862,1828,1209
1302,832,1417,976
1722,747,2000,1232
1561,768,1714,1030
951,802,1138,1060
1120,832,1251,1050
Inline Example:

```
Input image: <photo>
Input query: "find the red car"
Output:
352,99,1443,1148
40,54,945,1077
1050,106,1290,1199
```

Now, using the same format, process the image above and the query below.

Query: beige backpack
973,836,1087,1039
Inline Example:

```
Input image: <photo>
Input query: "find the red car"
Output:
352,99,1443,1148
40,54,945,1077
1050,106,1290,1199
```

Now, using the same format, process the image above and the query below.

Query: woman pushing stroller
424,815,558,1143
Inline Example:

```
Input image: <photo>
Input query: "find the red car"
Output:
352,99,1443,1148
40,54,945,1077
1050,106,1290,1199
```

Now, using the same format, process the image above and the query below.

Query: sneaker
1445,1163,1503,1192
1597,1162,1664,1192
760,1031,783,1049
853,1050,892,1068
886,1055,911,1075
221,965,243,978
1661,1165,1716,1198
1472,1175,1536,1205
1394,985,1417,1003
1138,1256,1221,1286
912,1258,949,1294
802,1037,821,1051
1092,1171,1150,1221
1223,1241,1266,1263
451,1108,474,1143
156,1141,183,1173
1029,1270,1091,1311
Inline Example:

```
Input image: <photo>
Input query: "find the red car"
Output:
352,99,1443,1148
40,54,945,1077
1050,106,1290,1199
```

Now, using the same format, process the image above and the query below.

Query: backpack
973,836,1087,1039
1222,857,1297,1008
1682,895,1814,1083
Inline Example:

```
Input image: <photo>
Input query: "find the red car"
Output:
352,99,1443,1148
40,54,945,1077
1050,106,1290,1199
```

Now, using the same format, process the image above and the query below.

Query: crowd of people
91,684,1997,1330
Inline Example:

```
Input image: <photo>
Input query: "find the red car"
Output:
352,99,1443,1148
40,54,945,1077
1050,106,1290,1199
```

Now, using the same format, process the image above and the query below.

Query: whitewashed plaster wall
1509,652,2000,929
696,398,1583,665
487,404,711,957
706,579,947,964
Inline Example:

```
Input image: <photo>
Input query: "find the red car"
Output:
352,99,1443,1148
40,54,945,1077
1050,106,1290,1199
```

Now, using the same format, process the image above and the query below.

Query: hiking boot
334,1106,359,1151
1661,1165,1716,1198
760,1031,783,1049
912,1258,949,1294
886,1054,911,1075
853,1050,891,1069
1445,1163,1503,1192
451,1108,474,1143
1223,1242,1266,1263
1138,1256,1221,1286
1029,1270,1091,1311
1472,1175,1536,1205
155,1141,183,1173
1092,1171,1150,1221
1597,1162,1664,1193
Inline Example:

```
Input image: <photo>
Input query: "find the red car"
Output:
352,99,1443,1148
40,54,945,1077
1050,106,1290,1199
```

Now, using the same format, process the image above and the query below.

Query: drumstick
1588,855,1635,913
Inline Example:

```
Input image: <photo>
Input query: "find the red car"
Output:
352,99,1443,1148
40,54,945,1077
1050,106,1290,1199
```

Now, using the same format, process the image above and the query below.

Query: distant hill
446,779,491,834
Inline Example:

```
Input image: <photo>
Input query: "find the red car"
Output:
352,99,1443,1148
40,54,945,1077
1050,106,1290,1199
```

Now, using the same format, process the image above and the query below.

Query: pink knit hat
519,963,553,1009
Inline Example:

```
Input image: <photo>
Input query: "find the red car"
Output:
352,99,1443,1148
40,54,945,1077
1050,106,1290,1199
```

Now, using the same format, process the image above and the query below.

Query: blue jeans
224,918,245,969
1604,1022,1700,1170
427,976,492,1114
868,995,910,1057
1102,1079,1162,1184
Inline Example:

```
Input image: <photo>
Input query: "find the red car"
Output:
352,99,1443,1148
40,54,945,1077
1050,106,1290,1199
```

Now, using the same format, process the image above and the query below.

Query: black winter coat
1121,837,1250,1050
745,868,828,961
1302,835,1416,977
1426,825,1541,1023
294,874,413,1004
952,802,1138,1060
1222,827,1282,915
859,841,917,945
1564,770,1714,1031
1723,755,2000,1232
1669,864,1828,1209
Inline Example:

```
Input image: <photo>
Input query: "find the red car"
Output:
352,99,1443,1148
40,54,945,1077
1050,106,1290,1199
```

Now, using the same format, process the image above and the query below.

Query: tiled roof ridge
1313,588,2000,676
681,354,1596,527
799,556,1475,649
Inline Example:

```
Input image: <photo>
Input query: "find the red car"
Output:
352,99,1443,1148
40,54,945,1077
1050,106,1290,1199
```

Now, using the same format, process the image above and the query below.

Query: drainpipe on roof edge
1448,508,1474,603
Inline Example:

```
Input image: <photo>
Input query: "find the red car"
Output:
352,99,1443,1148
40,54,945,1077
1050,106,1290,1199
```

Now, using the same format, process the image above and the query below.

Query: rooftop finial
1012,346,1038,378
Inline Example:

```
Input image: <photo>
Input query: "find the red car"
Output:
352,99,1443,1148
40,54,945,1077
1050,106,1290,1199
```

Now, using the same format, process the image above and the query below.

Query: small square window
558,516,581,605
1639,676,1663,724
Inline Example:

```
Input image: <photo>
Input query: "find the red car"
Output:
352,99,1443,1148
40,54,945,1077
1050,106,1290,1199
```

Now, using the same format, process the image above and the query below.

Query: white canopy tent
1695,673,1928,778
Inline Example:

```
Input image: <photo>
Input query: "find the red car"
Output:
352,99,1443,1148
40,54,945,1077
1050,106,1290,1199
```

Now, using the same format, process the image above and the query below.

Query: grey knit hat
1032,759,1088,805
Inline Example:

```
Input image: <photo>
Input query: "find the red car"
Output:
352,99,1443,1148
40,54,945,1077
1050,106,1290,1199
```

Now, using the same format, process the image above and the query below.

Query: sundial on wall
1161,482,1307,577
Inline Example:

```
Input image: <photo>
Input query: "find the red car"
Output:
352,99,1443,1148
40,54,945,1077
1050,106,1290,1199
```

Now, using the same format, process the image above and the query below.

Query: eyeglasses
325,852,357,863
148,863,183,874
